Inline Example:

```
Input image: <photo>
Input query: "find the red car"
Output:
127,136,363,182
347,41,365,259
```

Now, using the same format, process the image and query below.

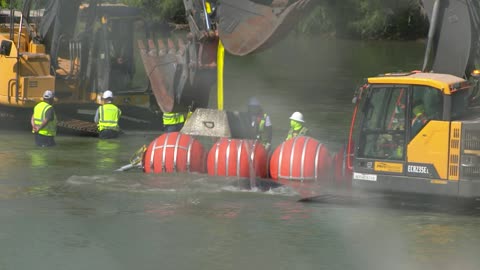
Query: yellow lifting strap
130,145,147,166
217,39,225,110
205,1,212,14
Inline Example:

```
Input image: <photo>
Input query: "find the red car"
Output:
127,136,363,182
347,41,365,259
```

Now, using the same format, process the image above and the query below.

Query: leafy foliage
122,0,186,23
297,0,428,39
1,0,427,40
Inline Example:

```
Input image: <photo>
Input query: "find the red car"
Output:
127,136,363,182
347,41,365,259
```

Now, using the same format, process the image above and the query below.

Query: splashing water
245,140,257,189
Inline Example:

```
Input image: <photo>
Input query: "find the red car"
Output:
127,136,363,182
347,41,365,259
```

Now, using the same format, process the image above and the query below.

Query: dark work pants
35,134,56,147
99,129,120,139
164,123,184,133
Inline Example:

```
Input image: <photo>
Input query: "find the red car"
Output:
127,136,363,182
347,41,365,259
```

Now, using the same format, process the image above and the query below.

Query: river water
1,37,480,270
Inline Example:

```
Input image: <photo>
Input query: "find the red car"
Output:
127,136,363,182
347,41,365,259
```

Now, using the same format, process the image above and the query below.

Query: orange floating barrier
143,132,206,174
207,138,268,178
332,144,353,188
270,136,331,183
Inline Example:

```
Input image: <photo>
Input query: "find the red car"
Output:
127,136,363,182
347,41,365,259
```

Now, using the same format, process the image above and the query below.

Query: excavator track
57,119,98,136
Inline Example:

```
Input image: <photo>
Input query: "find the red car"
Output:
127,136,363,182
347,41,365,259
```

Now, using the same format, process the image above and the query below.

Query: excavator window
0,40,12,56
409,86,443,139
358,86,407,160
451,89,471,119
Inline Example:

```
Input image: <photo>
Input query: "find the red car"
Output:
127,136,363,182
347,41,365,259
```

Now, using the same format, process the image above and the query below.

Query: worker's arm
264,115,273,148
30,114,36,132
94,108,99,123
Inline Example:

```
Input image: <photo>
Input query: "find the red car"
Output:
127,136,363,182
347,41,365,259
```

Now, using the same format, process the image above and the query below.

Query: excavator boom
139,0,314,113
421,0,480,77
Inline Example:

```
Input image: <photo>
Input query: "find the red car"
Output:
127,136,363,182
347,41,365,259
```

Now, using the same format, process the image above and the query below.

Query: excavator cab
348,71,480,198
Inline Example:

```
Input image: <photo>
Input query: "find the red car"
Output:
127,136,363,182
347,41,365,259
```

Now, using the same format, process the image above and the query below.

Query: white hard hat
289,111,304,123
102,90,113,99
43,90,54,99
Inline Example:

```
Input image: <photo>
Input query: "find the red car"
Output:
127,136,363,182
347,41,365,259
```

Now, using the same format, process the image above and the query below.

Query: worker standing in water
94,90,121,139
31,90,57,147
163,112,186,133
286,111,308,140
248,97,272,151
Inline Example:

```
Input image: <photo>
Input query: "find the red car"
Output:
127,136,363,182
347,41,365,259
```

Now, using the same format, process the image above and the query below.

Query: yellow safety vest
286,126,308,140
255,113,269,145
98,103,121,131
33,101,57,136
163,112,185,126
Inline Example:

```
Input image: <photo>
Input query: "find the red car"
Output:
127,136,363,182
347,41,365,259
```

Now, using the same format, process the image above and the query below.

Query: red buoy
207,138,268,178
333,145,346,184
333,144,353,188
270,136,331,184
143,132,206,174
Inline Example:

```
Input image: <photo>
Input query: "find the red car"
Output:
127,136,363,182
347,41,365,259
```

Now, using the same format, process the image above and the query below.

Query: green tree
298,0,427,39
123,0,186,24
0,0,23,9
118,0,427,40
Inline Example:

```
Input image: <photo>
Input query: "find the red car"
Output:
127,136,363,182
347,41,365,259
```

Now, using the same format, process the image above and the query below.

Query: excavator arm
138,0,313,113
421,0,480,78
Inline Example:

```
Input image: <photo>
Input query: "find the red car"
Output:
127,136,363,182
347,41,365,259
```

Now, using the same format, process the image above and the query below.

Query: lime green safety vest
33,101,57,136
163,112,185,126
286,126,308,140
256,113,269,145
98,103,121,131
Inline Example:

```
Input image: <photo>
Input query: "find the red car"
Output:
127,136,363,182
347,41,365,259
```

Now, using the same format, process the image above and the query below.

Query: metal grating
28,80,38,88
450,154,459,164
449,125,461,180
450,127,460,177
464,129,480,150
453,127,460,139
461,128,480,179
449,164,458,177
463,167,480,178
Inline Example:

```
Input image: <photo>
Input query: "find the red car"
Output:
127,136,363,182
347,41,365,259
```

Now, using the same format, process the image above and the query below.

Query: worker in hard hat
163,111,186,133
248,97,272,151
411,100,428,137
94,90,122,139
31,90,57,147
286,111,308,140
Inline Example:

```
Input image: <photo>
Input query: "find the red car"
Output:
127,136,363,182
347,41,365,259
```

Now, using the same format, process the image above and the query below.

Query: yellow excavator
0,0,162,134
333,0,480,199
343,71,480,198
1,0,311,133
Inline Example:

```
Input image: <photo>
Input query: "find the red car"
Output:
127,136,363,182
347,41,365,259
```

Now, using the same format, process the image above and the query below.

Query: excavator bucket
217,0,312,56
138,37,217,113
138,39,185,113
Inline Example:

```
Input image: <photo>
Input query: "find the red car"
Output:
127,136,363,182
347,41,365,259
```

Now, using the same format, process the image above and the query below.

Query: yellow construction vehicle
0,7,55,124
0,0,314,133
341,71,480,198
0,1,161,133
